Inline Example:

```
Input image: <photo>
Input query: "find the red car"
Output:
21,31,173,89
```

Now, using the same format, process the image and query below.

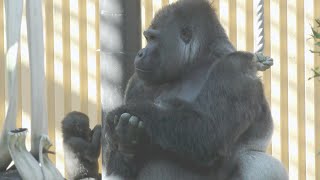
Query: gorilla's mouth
135,67,153,73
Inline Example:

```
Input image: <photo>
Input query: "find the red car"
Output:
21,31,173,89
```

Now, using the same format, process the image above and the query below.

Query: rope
256,0,264,53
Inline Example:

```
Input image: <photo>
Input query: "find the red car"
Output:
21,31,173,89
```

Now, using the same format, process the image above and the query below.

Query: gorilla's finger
120,113,131,120
138,121,144,129
129,116,139,126
116,113,131,132
127,116,139,143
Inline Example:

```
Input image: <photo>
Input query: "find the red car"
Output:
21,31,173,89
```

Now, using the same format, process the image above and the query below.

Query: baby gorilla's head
61,111,91,141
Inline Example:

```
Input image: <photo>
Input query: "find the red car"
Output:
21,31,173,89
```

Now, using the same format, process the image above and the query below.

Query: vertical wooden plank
220,0,229,36
296,0,306,179
270,0,281,163
53,0,65,175
246,0,253,51
154,0,162,13
228,0,236,46
314,0,320,179
45,0,56,163
141,0,153,47
236,0,245,50
263,0,272,154
63,0,71,175
287,1,298,179
145,0,153,26
279,0,289,170
70,0,80,111
0,0,4,132
79,0,88,114
95,0,101,124
304,1,315,179
87,0,98,126
95,0,101,172
63,0,71,114
162,0,169,6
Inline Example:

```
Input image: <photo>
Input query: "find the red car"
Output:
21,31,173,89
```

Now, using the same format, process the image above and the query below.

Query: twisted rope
256,0,264,53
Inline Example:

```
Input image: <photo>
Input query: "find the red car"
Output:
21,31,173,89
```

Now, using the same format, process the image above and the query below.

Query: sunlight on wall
53,0,65,175
270,0,281,163
220,0,229,36
70,0,81,112
305,1,316,179
287,1,299,179
153,0,162,15
236,0,246,50
87,0,98,126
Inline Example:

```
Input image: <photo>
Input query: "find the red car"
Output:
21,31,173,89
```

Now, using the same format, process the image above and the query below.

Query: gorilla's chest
151,73,208,105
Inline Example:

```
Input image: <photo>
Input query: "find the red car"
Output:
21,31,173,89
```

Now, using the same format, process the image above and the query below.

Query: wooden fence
0,0,319,179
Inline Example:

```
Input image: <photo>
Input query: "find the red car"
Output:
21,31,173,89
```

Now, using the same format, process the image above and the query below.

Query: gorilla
104,0,288,180
62,111,102,180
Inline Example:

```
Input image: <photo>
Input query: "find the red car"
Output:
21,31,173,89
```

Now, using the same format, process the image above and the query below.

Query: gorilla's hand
254,52,274,71
91,124,102,141
115,113,145,153
92,124,102,134
107,111,146,155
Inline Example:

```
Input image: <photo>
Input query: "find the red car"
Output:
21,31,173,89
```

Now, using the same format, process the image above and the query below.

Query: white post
0,0,23,171
26,0,48,158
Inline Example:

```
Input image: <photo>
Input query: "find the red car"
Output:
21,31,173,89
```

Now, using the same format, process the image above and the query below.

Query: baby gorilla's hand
113,113,145,155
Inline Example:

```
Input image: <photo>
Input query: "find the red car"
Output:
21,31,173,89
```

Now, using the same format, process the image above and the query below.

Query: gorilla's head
134,0,227,84
62,111,91,141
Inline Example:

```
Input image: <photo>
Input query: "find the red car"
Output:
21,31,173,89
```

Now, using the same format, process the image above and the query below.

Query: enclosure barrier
0,0,319,179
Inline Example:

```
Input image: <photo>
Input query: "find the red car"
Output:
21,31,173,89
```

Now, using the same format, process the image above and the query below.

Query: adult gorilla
105,0,288,180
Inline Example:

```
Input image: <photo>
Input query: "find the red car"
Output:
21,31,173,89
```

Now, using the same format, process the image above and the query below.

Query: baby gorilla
62,111,101,180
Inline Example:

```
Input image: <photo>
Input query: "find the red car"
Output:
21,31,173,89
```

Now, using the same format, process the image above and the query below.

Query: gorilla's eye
180,26,192,44
146,35,156,42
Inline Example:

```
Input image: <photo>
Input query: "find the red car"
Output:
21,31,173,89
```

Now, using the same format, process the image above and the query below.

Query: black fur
104,0,285,180
62,111,101,180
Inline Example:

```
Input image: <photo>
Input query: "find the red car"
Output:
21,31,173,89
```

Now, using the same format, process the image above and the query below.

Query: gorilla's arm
89,125,102,160
106,99,230,167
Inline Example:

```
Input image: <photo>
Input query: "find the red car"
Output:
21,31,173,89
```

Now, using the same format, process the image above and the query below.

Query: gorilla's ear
180,26,192,43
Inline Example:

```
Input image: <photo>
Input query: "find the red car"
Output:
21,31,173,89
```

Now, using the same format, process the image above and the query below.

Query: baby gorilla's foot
254,52,273,71
114,113,145,154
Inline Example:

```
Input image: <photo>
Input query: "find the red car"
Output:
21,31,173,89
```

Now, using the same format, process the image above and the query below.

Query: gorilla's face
134,1,223,85
134,17,197,84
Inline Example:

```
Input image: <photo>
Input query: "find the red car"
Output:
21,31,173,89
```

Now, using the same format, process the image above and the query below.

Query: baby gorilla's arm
89,125,102,160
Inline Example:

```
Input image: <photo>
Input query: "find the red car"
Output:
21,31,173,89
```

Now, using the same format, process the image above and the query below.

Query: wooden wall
0,0,319,179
